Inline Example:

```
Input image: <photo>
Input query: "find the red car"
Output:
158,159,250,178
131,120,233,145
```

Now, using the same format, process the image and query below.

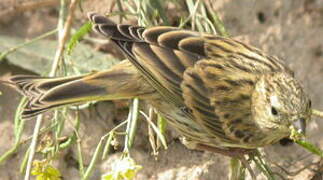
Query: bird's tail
4,61,152,118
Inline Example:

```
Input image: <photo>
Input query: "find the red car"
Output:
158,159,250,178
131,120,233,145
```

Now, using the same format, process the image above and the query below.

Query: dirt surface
0,0,323,180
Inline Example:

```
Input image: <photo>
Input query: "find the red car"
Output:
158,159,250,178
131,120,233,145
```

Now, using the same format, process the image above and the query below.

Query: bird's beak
292,118,306,135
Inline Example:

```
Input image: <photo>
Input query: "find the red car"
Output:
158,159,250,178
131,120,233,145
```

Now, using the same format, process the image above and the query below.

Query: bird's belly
147,99,284,149
148,99,239,148
148,100,214,142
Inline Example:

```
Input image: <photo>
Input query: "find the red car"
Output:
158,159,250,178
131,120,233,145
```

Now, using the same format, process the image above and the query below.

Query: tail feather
9,75,88,118
5,61,153,118
11,75,83,92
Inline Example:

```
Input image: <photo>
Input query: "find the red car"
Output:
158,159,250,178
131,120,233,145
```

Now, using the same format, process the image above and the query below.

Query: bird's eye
271,107,278,116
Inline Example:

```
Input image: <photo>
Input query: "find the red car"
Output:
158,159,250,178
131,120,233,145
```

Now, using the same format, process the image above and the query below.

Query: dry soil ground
0,0,323,180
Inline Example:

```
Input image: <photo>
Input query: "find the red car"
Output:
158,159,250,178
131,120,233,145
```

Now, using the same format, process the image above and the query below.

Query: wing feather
182,65,231,141
90,13,204,106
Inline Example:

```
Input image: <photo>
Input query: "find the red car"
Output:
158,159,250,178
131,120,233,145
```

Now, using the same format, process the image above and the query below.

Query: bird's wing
90,13,205,107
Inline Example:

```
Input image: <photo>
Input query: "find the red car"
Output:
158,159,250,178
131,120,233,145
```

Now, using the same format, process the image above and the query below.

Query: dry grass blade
140,111,168,150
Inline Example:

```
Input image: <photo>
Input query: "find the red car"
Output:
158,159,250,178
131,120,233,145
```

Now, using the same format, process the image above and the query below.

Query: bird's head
251,72,311,141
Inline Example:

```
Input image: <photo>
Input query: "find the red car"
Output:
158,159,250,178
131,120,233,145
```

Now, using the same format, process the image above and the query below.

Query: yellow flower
31,160,61,180
102,157,142,180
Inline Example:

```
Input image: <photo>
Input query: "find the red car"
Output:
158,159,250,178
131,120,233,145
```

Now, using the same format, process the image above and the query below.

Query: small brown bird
5,13,312,156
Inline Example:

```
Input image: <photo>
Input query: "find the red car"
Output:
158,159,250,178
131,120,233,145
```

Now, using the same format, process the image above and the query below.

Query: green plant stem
179,0,200,29
0,97,27,163
230,158,245,180
140,111,168,149
82,137,104,180
82,120,128,180
20,148,30,174
313,109,323,118
208,10,229,37
252,153,276,180
124,98,140,152
295,139,323,157
115,0,125,23
0,29,57,61
24,115,44,180
77,137,85,177
102,133,114,160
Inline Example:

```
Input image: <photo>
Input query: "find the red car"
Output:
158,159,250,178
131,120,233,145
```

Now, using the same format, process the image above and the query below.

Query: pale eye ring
271,107,278,116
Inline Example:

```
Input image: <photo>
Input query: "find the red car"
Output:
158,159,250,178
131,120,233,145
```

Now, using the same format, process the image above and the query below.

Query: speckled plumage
6,13,312,152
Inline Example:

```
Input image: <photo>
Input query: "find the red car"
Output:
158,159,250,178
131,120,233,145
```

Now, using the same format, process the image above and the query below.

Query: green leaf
67,22,92,55
291,127,323,157
296,140,323,157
